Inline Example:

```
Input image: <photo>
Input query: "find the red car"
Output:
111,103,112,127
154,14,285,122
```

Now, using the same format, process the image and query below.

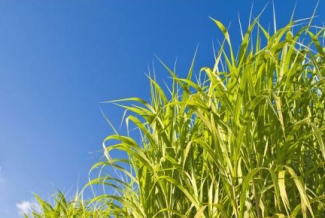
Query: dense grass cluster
31,10,325,218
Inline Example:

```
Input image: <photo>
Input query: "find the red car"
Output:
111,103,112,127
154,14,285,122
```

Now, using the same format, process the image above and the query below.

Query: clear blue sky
0,0,322,217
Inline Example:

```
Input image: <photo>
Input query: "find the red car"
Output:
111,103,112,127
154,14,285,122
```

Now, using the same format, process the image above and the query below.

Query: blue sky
0,0,322,217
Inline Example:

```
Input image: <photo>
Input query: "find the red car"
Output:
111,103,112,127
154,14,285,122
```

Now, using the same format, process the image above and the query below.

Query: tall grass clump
31,9,325,218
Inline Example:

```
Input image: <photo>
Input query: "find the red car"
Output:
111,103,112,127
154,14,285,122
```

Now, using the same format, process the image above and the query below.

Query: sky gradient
0,0,323,217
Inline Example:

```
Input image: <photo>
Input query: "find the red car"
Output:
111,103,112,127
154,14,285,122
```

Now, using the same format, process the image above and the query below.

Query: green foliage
31,10,325,218
30,192,109,218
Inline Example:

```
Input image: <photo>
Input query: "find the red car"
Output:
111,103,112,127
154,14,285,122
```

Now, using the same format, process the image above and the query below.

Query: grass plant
30,8,325,218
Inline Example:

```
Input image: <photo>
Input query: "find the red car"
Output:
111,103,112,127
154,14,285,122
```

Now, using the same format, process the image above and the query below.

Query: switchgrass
31,10,325,218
